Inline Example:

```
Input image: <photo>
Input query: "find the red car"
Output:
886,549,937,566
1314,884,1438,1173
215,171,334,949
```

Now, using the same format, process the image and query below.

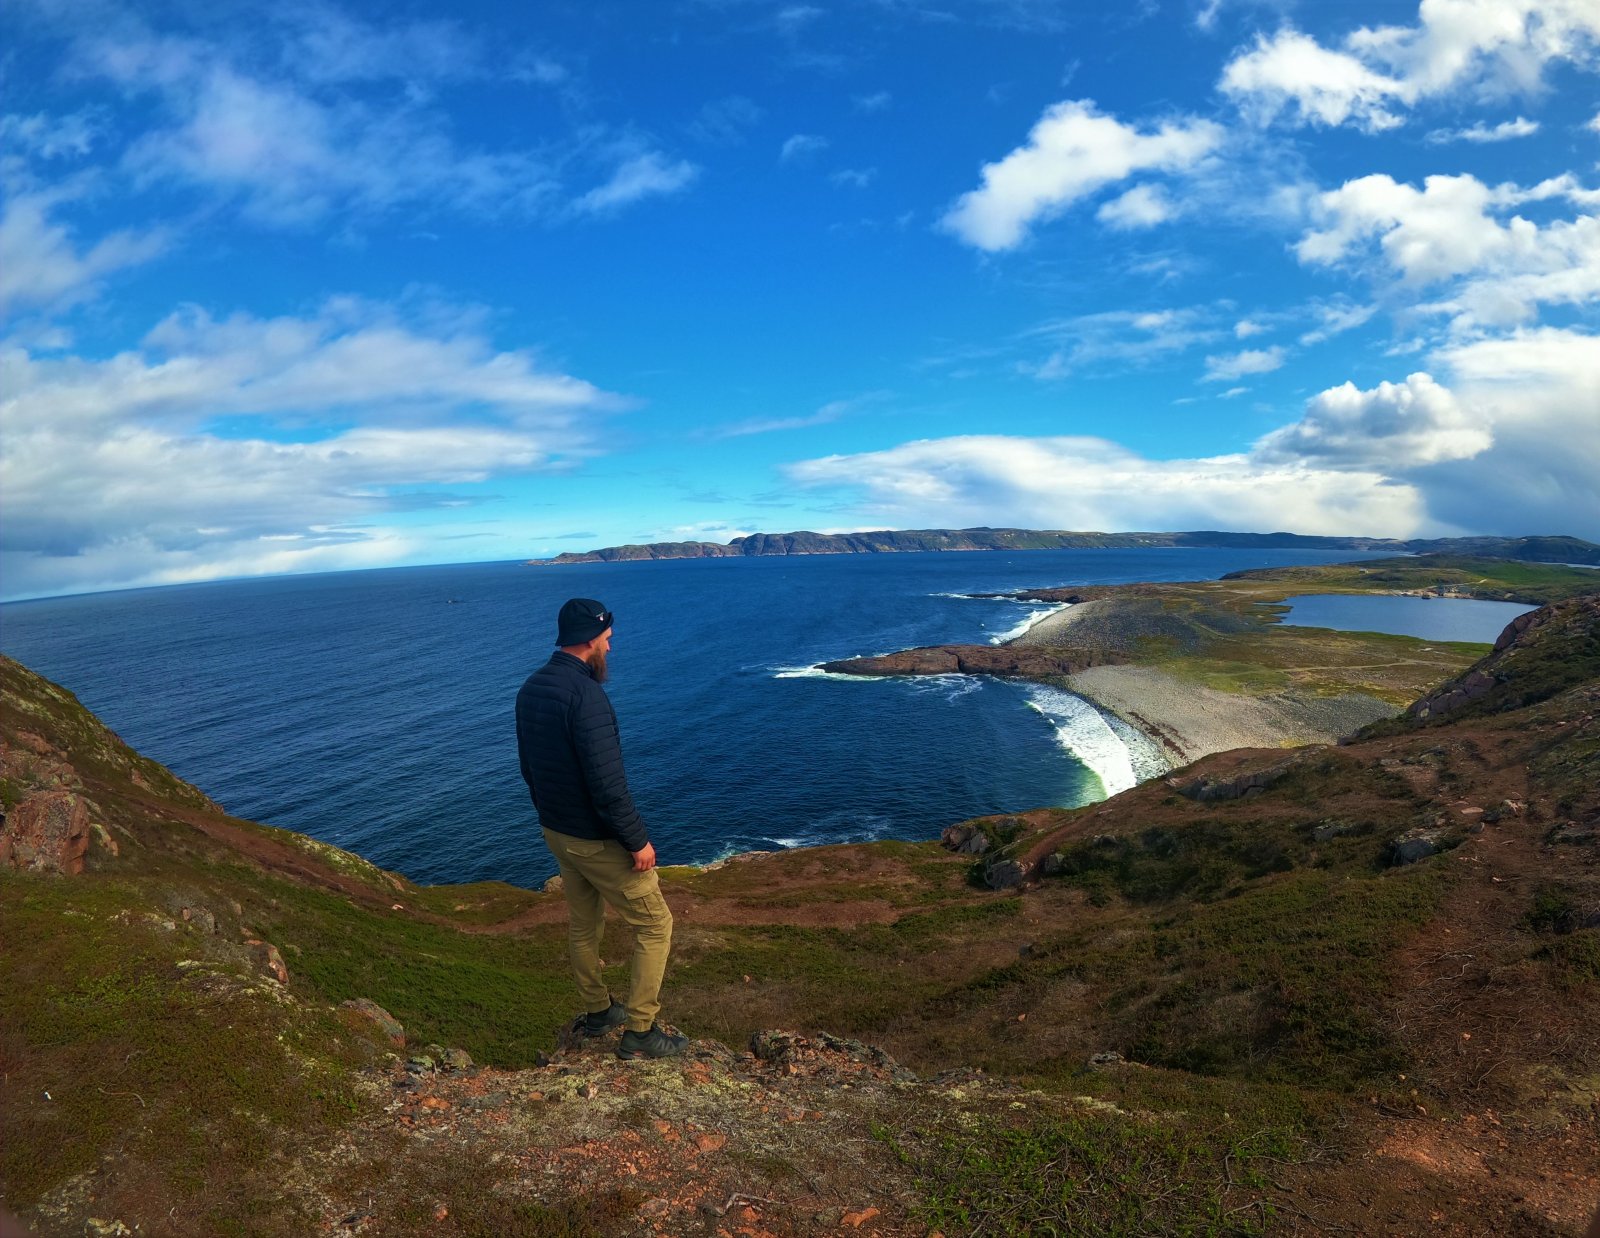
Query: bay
2,547,1363,887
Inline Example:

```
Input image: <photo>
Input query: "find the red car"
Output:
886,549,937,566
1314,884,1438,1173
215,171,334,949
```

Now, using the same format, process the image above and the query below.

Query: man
515,597,687,1060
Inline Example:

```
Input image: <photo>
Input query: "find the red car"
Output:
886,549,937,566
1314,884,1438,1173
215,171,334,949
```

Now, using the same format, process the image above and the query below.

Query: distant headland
528,527,1600,566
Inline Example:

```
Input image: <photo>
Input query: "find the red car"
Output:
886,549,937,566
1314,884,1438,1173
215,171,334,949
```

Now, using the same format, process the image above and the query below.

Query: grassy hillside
2,591,1597,1235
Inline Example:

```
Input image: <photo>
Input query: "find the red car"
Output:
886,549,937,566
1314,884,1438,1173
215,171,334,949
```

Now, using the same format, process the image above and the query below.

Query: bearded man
515,597,686,1059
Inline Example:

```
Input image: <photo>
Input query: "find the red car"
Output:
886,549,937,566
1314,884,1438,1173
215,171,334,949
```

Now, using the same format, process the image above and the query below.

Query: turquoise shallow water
1,547,1363,887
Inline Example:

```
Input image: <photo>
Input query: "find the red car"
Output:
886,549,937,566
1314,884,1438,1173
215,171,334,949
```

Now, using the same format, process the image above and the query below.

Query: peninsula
529,527,1600,566
822,554,1600,768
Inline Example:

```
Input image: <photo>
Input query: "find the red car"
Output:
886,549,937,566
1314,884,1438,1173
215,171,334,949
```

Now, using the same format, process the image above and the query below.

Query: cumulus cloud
783,327,1600,542
1222,29,1406,131
1223,2,1600,132
940,100,1222,251
1296,172,1600,330
1096,183,1174,229
1409,328,1600,534
0,298,619,598
1256,371,1489,467
1203,346,1285,381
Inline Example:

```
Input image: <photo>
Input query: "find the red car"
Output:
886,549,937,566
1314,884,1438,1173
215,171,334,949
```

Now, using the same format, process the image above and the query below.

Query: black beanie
557,597,613,646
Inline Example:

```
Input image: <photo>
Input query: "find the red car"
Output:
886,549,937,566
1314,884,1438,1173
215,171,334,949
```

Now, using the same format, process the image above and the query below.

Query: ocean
1,547,1364,887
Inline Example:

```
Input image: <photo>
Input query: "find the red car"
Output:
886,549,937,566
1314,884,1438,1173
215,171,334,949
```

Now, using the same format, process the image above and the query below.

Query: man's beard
588,648,608,683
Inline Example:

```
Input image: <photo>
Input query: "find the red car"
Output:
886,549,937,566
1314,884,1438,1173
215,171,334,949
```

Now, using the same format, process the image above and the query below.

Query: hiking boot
616,1024,688,1060
579,999,628,1037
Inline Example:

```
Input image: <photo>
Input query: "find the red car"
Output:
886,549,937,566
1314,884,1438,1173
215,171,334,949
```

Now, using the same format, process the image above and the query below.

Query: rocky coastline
816,556,1598,775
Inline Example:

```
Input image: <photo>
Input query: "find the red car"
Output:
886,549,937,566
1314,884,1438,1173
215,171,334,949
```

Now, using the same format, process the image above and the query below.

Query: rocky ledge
819,644,1105,679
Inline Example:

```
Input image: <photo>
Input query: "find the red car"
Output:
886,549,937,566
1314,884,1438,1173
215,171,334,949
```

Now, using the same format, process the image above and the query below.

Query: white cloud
713,397,868,439
1299,301,1378,345
1022,306,1225,377
1223,3,1600,132
1203,345,1285,381
1425,116,1539,143
0,298,620,598
1234,319,1267,338
783,328,1600,542
1222,29,1405,131
787,435,1424,536
1256,371,1489,467
0,189,169,315
1096,183,1174,229
830,168,876,189
62,24,691,227
1589,110,1600,134
1296,172,1600,330
572,152,697,214
853,91,892,113
940,100,1222,251
780,133,829,163
278,4,482,85
84,37,558,224
1408,328,1600,534
0,110,101,160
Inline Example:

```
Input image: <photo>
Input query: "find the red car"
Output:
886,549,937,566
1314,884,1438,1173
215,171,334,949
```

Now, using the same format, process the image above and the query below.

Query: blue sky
3,0,1598,599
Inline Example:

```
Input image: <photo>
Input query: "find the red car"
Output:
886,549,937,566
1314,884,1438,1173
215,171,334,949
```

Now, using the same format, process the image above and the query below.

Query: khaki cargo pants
542,828,674,1033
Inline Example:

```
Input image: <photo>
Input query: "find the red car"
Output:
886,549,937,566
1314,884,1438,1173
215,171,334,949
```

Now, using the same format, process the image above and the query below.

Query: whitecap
1022,684,1156,799
771,664,876,681
986,602,1071,644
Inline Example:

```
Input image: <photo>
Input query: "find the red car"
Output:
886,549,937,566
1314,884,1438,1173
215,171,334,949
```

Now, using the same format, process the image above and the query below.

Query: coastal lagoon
2,547,1365,887
1276,594,1538,643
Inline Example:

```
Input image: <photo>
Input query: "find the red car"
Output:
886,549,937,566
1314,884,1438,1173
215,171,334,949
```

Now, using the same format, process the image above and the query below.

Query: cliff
2,594,1598,1235
529,528,1600,567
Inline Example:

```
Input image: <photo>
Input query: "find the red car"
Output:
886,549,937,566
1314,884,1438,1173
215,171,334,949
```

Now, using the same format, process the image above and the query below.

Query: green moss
881,1105,1294,1237
0,872,369,1214
242,878,573,1067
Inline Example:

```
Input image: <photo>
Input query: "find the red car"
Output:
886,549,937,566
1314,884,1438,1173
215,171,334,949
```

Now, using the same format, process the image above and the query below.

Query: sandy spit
1011,599,1397,766
1060,665,1398,768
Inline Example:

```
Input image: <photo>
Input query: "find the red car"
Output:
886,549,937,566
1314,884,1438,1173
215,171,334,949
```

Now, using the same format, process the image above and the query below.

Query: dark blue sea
1,548,1366,888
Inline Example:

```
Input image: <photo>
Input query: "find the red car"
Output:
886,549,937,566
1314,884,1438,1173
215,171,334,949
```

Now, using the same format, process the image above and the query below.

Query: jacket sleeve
571,685,650,853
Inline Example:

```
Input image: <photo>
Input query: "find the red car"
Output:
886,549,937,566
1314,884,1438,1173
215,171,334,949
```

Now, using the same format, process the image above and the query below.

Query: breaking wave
986,602,1070,644
1022,685,1166,799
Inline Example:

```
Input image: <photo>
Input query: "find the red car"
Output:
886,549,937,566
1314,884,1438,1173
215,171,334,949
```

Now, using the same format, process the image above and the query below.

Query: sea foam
987,602,1070,644
1023,685,1166,799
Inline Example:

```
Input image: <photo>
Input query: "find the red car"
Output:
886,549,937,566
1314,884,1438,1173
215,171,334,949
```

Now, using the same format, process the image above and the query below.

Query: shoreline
1008,597,1396,769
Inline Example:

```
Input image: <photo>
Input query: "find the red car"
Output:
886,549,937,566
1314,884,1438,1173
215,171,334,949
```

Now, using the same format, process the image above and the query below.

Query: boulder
940,823,990,854
542,875,564,894
985,858,1027,890
1391,829,1447,866
1,789,91,875
339,998,406,1047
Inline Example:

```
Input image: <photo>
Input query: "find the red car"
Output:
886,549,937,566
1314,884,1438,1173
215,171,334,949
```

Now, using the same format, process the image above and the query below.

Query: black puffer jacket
515,651,649,853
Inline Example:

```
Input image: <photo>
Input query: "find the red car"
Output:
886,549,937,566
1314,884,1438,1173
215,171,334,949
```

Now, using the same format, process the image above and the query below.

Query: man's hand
631,842,657,872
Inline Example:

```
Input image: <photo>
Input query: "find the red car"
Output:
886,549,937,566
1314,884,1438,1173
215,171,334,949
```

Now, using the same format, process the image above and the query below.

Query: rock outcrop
1,788,91,875
820,643,1104,678
1408,594,1600,723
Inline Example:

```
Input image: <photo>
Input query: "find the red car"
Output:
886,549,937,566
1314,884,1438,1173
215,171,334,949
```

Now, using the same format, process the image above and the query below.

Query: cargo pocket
622,872,669,927
564,839,605,859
